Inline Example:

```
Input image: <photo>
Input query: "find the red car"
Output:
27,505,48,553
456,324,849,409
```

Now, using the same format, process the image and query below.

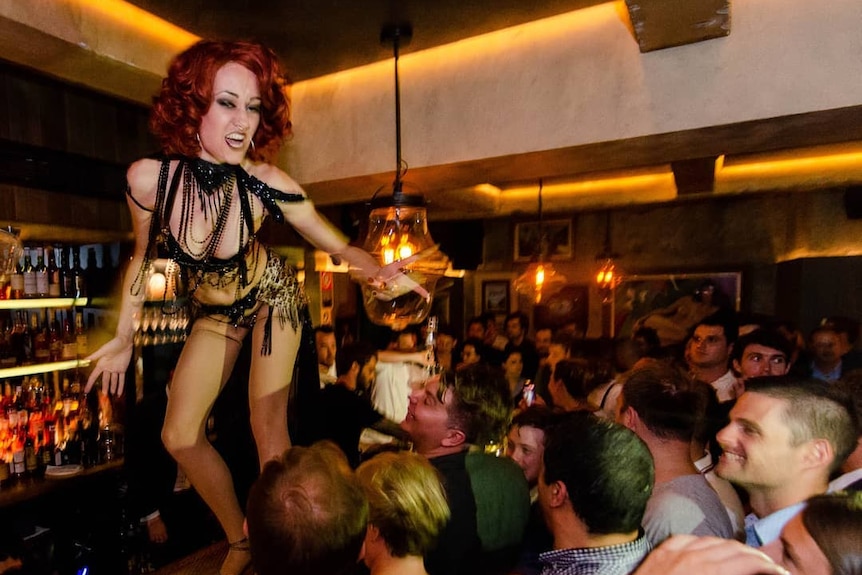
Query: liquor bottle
21,311,33,365
9,253,24,299
75,311,88,357
49,311,62,362
47,245,62,297
10,311,27,366
31,311,50,363
34,247,49,297
72,248,87,298
61,313,77,361
61,246,75,298
24,431,38,476
0,319,14,368
22,247,36,298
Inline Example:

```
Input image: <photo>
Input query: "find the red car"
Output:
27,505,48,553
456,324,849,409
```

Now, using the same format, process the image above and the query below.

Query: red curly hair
150,40,291,162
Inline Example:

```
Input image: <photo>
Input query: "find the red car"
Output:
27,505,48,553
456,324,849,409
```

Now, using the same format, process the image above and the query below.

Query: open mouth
225,133,245,148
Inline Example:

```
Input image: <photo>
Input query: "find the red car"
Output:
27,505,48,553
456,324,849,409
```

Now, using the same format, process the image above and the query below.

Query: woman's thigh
164,317,248,437
248,306,302,403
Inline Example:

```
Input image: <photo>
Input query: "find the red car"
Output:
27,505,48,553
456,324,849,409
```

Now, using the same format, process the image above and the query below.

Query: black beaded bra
129,156,306,299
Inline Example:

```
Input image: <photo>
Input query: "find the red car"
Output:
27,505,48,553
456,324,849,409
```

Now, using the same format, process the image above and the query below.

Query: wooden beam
624,0,730,52
672,157,717,195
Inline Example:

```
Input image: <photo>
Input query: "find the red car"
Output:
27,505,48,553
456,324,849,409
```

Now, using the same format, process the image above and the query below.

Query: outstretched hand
85,337,133,396
335,245,435,302
633,535,789,575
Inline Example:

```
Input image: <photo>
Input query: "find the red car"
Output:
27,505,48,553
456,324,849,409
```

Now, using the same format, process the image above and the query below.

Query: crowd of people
238,306,862,575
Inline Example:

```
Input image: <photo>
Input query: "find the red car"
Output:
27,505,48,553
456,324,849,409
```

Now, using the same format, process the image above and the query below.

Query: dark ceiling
125,0,605,81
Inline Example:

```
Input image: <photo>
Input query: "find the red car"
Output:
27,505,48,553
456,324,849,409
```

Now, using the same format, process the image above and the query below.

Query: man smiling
715,376,857,547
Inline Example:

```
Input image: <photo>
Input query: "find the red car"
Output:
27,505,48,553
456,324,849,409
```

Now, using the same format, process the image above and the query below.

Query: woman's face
198,62,261,165
503,352,523,378
461,345,480,365
764,513,831,575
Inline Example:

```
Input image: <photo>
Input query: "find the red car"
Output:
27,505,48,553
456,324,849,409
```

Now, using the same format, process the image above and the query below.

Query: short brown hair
246,442,368,575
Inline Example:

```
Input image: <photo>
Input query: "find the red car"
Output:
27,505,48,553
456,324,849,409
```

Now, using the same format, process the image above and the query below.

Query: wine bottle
72,248,87,298
22,247,36,298
61,245,75,298
75,310,88,357
47,245,62,297
9,253,24,299
34,247,49,297
31,311,50,363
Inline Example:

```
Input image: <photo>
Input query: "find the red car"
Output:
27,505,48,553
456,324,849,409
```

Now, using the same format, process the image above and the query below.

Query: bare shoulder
248,162,306,197
126,158,162,206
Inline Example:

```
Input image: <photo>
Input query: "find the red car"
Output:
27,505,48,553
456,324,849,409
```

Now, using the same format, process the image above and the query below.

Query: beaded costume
129,156,308,354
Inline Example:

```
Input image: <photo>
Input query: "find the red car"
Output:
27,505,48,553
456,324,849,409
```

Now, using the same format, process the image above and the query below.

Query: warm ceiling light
359,25,450,331
514,180,567,304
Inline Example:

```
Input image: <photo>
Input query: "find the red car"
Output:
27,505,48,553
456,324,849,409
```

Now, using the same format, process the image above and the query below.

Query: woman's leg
248,306,301,467
161,317,248,547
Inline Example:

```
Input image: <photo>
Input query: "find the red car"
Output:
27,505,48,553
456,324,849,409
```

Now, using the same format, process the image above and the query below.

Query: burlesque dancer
85,40,387,575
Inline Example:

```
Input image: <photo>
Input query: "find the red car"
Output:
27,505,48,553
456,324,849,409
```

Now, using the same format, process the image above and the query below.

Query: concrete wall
286,0,862,184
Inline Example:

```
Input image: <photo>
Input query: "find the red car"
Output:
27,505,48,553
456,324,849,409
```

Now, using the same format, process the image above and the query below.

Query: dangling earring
196,133,202,147
249,139,256,154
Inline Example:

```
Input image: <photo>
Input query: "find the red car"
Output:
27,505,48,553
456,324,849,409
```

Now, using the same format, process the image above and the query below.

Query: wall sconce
358,24,450,330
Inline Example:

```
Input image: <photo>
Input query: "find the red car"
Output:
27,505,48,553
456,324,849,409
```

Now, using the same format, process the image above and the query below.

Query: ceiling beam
624,0,730,52
672,157,717,195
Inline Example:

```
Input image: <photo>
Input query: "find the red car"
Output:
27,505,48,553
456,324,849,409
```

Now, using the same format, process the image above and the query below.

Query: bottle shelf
0,297,88,310
0,359,91,379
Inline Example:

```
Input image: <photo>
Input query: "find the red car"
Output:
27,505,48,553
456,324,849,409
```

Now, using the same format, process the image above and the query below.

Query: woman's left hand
85,337,134,396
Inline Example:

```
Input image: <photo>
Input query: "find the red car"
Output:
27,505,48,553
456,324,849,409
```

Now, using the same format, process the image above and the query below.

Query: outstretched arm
85,159,158,396
261,165,386,281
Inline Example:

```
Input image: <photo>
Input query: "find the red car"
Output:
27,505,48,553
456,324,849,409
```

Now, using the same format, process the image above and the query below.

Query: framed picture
514,219,573,262
613,272,742,344
482,280,511,314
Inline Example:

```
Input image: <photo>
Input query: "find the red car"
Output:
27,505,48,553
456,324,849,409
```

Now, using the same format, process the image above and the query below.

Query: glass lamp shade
361,202,450,331
514,262,566,304
595,257,622,302
0,227,22,275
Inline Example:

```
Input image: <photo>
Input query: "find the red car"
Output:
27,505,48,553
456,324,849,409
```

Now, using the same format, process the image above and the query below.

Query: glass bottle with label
34,247,49,297
9,253,24,299
22,247,36,298
72,248,87,298
47,245,62,297
61,246,74,298
75,311,88,357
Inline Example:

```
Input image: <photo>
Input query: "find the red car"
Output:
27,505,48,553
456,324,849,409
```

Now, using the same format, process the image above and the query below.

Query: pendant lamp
514,180,567,304
359,25,450,331
595,211,622,303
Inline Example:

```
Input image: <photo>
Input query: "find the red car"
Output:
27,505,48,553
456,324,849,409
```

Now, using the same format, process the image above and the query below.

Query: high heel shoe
220,537,253,575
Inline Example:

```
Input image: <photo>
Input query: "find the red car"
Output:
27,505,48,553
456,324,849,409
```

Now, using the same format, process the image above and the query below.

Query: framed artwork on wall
482,280,511,315
514,219,573,262
613,272,742,345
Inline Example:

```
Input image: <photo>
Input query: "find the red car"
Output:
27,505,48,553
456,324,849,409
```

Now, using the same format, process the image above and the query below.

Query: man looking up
687,309,739,402
401,364,530,575
616,365,734,545
715,376,858,547
539,412,654,575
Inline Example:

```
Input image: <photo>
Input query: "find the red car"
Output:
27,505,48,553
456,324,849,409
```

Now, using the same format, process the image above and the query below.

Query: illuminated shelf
0,359,91,379
0,297,88,310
